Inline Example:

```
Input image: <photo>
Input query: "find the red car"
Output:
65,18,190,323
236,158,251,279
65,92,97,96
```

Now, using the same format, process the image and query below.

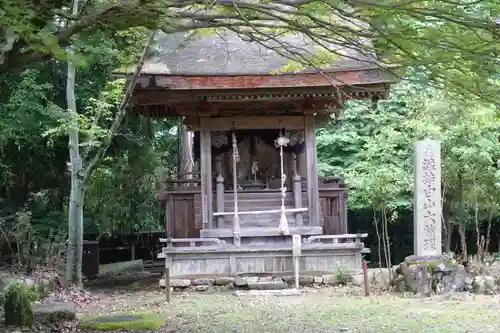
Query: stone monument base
394,254,470,295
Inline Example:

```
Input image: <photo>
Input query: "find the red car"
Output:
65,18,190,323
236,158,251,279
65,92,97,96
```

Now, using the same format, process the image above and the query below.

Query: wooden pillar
305,114,320,226
199,115,213,229
296,151,306,178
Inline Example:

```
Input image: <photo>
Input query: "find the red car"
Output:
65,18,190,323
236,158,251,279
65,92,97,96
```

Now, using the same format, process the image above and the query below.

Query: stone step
247,281,286,290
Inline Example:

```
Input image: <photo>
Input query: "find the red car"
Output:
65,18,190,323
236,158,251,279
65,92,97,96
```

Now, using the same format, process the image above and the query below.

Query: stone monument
393,142,469,295
414,138,442,256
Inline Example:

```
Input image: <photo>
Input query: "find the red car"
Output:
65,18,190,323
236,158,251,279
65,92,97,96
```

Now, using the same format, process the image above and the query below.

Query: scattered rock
396,254,468,295
170,279,191,288
33,301,76,324
313,276,323,284
245,276,259,284
158,279,174,292
258,276,273,283
194,285,210,292
235,277,248,287
394,277,406,292
322,274,338,285
436,264,468,293
192,278,215,286
19,277,36,288
282,275,314,285
351,274,365,286
215,277,235,285
367,268,391,286
464,277,473,291
247,281,286,290
472,275,496,294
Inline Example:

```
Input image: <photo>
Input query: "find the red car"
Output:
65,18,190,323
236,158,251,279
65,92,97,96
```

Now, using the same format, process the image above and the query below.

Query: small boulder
282,276,314,285
245,276,259,284
170,279,191,288
472,275,496,294
235,277,248,287
192,278,215,286
351,274,365,287
33,302,76,325
258,276,273,283
322,274,338,285
397,254,468,295
215,277,235,286
194,285,210,292
367,268,391,287
247,281,285,290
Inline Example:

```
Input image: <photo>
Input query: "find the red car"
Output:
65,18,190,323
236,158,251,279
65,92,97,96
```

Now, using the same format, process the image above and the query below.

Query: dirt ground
76,285,500,333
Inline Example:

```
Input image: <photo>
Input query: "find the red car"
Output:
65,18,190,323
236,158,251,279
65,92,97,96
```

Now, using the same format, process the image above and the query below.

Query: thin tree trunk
382,205,392,282
66,54,83,284
458,224,468,263
65,28,155,286
178,123,193,180
457,173,468,263
442,200,452,253
473,175,482,262
373,205,382,270
483,210,493,262
380,205,388,267
65,0,83,283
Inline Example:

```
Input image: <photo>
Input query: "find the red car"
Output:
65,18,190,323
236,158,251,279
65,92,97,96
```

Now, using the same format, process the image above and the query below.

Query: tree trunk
457,173,468,263
442,199,452,253
64,28,155,286
65,34,84,285
178,123,193,180
458,224,468,263
382,206,392,282
66,176,84,285
373,206,382,270
484,210,493,256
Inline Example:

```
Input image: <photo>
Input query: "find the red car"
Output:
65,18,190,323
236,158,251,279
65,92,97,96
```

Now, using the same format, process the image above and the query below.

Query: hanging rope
232,130,241,246
275,129,290,235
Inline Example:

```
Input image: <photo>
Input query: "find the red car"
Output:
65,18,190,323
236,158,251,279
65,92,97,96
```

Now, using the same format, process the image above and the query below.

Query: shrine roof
141,32,378,76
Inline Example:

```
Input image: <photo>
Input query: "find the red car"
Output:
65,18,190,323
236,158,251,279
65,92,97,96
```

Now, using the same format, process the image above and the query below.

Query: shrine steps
219,191,310,228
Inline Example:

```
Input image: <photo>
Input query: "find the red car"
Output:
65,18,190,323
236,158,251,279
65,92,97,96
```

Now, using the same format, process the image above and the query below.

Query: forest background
0,0,498,283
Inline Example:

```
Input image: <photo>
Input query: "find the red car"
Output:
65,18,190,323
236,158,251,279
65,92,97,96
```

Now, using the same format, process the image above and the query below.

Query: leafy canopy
0,0,498,100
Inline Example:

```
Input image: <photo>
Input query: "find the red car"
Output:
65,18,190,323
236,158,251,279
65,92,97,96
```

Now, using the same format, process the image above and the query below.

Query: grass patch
157,292,500,333
79,312,165,331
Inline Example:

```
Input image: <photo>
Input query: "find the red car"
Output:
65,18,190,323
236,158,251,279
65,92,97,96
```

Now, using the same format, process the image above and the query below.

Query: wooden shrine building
130,32,390,277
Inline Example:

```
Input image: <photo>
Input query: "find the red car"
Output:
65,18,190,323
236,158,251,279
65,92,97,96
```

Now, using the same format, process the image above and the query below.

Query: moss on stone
79,313,165,331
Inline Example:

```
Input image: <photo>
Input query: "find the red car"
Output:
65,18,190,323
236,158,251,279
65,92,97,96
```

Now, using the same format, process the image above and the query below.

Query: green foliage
334,263,351,285
317,75,500,239
3,282,35,328
84,116,176,234
1,0,498,102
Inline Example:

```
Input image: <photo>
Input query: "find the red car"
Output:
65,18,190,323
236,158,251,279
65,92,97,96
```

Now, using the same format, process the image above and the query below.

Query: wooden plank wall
168,250,362,277
319,188,348,235
166,192,200,239
164,188,348,238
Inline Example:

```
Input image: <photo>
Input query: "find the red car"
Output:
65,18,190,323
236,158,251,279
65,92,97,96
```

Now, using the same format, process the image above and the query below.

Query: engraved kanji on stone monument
414,139,442,256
